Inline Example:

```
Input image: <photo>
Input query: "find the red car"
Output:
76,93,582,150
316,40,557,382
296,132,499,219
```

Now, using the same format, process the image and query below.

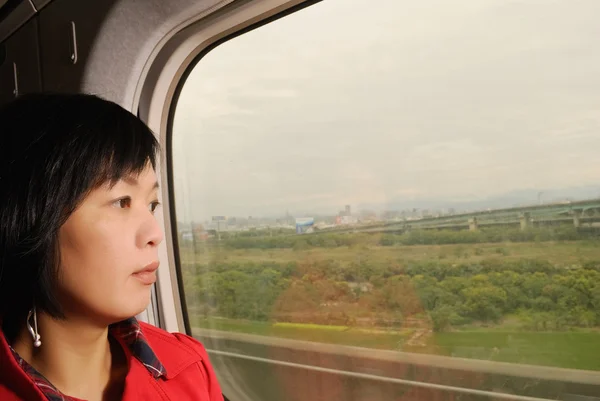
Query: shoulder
138,322,224,400
139,322,211,376
0,330,47,401
139,321,208,356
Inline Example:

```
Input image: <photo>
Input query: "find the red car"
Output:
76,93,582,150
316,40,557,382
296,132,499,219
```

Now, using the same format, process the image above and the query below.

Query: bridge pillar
468,217,478,231
573,210,581,228
520,212,531,230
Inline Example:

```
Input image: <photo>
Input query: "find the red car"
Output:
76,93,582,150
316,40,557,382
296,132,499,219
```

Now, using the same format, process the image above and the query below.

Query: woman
0,93,224,401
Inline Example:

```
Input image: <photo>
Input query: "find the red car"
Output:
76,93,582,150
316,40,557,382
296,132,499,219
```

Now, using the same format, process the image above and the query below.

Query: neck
11,311,126,401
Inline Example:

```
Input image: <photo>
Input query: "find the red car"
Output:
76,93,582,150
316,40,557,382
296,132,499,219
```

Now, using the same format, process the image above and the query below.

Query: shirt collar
109,317,167,379
8,317,167,401
9,348,68,401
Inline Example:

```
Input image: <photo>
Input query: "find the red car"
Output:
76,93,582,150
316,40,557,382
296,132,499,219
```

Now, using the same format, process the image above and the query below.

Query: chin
130,295,152,318
110,293,152,322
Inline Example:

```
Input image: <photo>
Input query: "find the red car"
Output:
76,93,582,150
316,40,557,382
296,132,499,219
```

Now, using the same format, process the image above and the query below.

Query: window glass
172,1,600,399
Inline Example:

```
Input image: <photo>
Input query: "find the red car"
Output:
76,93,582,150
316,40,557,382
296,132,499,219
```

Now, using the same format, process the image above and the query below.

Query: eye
149,201,161,214
113,197,132,209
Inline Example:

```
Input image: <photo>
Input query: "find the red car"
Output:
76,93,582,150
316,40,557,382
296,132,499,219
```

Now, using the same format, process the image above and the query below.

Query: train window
171,0,600,400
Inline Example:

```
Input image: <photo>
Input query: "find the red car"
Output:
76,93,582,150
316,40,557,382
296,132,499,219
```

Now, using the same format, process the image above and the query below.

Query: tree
461,285,507,322
430,305,463,332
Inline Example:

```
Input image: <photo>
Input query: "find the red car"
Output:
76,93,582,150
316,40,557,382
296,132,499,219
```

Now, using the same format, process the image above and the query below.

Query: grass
273,322,350,331
432,331,600,371
192,316,600,371
191,317,410,351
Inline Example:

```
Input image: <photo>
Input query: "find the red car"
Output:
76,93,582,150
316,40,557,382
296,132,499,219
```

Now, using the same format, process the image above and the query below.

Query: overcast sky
172,0,600,222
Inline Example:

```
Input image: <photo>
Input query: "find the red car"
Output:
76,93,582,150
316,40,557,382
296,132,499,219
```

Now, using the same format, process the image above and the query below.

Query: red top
0,319,224,401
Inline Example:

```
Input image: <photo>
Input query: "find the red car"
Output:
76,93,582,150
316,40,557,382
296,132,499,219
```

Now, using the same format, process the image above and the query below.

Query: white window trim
135,0,312,334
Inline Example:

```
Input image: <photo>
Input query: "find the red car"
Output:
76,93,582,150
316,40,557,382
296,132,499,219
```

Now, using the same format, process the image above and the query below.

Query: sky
171,0,600,222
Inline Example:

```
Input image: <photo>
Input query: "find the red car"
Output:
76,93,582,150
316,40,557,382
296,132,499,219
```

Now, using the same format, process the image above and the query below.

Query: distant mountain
191,185,600,222
358,185,600,214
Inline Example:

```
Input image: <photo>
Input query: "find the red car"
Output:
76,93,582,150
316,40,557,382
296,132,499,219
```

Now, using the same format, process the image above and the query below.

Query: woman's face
57,164,164,324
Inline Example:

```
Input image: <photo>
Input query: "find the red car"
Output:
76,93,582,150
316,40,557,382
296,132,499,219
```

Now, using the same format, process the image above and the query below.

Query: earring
27,306,42,348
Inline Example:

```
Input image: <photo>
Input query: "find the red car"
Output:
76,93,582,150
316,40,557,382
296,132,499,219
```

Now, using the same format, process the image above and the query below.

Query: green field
434,330,600,371
191,317,600,371
191,317,409,350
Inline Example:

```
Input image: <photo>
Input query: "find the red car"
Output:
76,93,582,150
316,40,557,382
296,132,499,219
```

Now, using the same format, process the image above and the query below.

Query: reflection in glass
172,1,600,399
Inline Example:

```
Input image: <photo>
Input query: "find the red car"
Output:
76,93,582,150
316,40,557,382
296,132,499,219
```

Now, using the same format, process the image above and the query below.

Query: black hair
0,93,160,342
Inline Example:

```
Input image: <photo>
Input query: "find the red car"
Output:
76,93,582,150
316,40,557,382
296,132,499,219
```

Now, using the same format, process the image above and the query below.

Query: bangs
90,116,159,189
51,94,160,194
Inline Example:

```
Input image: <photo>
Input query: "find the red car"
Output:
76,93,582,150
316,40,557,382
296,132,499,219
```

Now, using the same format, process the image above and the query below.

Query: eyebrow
123,176,160,190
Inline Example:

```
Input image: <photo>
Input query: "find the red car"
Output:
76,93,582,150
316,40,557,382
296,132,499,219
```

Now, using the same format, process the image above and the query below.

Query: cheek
58,219,134,310
61,220,130,272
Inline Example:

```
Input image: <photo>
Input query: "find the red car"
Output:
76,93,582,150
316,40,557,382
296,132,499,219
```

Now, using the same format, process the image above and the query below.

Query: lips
132,261,159,285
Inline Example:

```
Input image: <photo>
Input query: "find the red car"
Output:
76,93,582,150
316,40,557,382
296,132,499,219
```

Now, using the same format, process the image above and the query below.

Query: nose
138,210,164,249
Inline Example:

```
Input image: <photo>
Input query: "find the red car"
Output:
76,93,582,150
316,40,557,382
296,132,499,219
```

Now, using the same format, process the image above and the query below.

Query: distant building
382,210,400,220
339,215,358,225
295,217,314,234
338,204,353,217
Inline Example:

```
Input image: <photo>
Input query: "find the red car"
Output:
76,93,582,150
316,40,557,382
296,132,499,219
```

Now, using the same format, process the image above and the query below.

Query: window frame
136,0,318,335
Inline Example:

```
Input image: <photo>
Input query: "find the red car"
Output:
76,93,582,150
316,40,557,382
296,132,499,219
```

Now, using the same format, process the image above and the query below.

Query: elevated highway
326,199,600,234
